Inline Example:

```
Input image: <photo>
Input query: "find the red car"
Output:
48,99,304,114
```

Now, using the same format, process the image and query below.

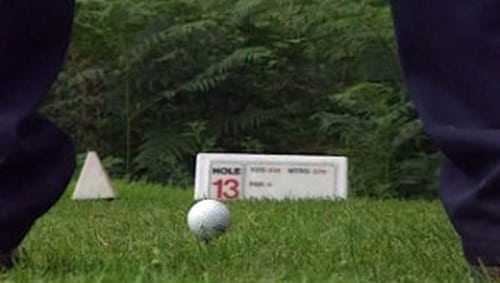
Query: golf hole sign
194,153,348,200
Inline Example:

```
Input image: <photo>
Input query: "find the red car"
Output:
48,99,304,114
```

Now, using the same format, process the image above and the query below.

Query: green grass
0,182,481,282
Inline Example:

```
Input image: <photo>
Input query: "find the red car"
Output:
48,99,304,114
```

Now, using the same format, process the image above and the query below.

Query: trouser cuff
464,240,500,266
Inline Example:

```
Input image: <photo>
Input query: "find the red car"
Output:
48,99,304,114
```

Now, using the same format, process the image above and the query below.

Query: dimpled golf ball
187,199,231,242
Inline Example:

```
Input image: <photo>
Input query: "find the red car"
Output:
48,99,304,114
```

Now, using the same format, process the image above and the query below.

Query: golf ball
187,199,231,241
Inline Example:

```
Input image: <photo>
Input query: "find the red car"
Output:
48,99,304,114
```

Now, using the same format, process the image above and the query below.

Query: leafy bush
44,0,441,198
313,83,440,198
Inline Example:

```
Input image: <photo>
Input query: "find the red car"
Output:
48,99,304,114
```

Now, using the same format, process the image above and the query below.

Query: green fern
48,0,439,197
222,107,278,134
179,74,229,93
133,128,195,183
178,46,273,93
205,46,273,75
73,67,107,85
233,0,266,22
124,19,218,65
135,129,195,162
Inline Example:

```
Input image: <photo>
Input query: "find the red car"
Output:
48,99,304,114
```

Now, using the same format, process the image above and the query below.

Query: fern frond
73,67,107,84
122,19,218,65
133,128,196,185
135,129,195,166
233,0,266,21
311,112,356,133
178,74,228,93
392,119,425,148
178,46,273,93
207,46,273,75
223,107,277,134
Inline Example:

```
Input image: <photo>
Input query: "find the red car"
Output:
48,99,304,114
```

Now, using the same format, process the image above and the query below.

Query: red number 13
213,178,240,200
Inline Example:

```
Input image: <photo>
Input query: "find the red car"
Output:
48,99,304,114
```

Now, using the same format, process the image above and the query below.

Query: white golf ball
187,199,231,241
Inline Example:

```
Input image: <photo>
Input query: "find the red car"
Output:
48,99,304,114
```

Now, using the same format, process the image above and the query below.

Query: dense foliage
43,0,441,198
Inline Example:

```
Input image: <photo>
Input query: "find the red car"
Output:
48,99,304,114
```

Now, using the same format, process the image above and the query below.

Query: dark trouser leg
0,0,76,252
390,0,500,265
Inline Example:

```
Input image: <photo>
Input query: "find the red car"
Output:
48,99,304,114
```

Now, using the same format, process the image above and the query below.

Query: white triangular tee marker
72,151,116,200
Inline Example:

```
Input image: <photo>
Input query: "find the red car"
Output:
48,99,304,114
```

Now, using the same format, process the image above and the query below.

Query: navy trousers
390,1,500,265
0,0,75,252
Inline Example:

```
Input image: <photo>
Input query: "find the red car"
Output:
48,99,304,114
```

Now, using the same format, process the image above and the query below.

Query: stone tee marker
194,153,348,201
72,151,116,200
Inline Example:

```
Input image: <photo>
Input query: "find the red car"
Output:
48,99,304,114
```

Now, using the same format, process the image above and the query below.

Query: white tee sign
195,153,348,200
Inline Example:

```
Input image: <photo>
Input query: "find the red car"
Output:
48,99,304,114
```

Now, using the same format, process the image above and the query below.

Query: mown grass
0,182,483,282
